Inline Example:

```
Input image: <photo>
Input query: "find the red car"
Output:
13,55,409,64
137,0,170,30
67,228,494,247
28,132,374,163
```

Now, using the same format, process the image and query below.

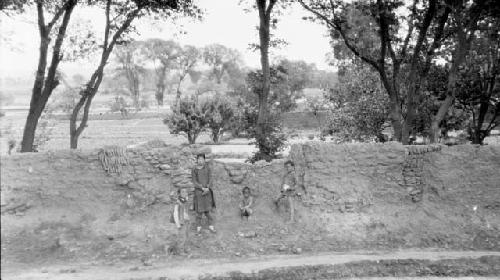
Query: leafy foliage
114,41,147,109
203,44,243,84
142,39,182,105
245,65,301,113
163,96,208,144
324,63,389,142
454,19,500,144
228,98,258,138
247,114,286,163
201,94,235,143
300,0,498,143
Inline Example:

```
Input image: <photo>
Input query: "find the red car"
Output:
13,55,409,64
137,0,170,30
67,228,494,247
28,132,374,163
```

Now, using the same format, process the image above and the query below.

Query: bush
247,114,286,163
163,96,208,144
109,95,129,113
202,94,235,143
228,98,258,138
324,64,389,142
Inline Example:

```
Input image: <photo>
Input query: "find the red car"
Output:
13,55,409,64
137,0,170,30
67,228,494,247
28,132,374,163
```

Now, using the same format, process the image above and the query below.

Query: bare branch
46,0,73,31
400,0,417,59
266,0,277,17
103,0,111,49
298,0,380,71
422,5,451,75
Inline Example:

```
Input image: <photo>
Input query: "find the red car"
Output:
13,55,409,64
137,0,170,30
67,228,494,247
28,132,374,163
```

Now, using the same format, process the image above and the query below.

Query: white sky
0,0,335,79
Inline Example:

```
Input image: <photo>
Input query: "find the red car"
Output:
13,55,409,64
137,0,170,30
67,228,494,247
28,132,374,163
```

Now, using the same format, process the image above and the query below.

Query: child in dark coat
191,153,216,234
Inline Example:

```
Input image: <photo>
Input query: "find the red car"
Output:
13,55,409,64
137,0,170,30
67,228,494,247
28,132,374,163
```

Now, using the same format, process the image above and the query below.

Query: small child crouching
239,186,254,220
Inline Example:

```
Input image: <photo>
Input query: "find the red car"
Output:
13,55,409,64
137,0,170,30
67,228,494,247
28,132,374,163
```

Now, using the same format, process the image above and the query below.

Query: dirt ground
2,251,500,280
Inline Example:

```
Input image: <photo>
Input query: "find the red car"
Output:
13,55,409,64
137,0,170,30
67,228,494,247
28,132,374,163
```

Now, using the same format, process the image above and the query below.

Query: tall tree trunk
389,99,404,142
256,0,272,135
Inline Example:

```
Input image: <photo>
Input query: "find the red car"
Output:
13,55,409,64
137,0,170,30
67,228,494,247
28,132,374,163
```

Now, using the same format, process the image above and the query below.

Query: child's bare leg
181,223,189,252
288,196,294,221
274,193,285,208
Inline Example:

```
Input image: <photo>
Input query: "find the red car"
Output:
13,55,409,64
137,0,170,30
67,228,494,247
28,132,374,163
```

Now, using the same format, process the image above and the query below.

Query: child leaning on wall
170,188,190,254
274,159,299,221
239,186,254,220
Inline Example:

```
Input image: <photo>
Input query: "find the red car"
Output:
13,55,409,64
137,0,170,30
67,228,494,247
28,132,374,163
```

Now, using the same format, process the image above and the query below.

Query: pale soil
2,250,500,280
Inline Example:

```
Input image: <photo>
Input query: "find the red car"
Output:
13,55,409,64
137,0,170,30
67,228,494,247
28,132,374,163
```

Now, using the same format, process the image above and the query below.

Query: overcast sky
0,0,335,79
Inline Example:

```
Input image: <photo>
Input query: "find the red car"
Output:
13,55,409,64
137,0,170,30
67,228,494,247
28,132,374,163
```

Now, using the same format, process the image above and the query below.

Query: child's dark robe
191,165,216,213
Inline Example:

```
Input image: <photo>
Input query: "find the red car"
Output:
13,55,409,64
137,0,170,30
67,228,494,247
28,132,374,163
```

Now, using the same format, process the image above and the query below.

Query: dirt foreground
2,250,500,280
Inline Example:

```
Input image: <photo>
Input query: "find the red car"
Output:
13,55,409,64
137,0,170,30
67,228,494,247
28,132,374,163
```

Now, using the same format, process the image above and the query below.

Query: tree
163,96,208,144
277,59,315,96
51,73,85,114
299,0,493,144
429,0,499,142
173,45,201,111
18,0,78,152
70,0,201,149
455,19,500,144
246,65,301,113
143,38,181,106
254,0,277,136
114,41,146,109
324,62,389,142
203,44,243,84
0,0,27,15
202,94,235,143
310,69,337,90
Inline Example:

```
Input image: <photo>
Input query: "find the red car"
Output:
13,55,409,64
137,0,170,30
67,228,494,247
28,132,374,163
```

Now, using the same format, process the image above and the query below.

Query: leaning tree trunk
69,6,139,149
430,5,482,143
21,1,76,152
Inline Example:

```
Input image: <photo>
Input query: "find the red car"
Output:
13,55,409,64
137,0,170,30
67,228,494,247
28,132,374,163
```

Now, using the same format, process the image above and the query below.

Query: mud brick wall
289,143,500,211
2,142,500,262
289,142,407,212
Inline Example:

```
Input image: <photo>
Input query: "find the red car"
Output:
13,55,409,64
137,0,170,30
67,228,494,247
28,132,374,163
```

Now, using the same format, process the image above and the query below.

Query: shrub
228,98,258,138
163,96,208,144
247,114,286,163
109,95,129,113
202,94,235,143
324,64,389,142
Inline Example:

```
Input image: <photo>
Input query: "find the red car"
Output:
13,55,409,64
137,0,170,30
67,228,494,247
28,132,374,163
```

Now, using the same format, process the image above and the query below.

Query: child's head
242,186,251,197
178,188,188,200
196,153,206,165
284,160,295,172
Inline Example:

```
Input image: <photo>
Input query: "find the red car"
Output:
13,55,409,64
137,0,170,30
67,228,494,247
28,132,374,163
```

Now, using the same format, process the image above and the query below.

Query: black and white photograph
1,0,499,279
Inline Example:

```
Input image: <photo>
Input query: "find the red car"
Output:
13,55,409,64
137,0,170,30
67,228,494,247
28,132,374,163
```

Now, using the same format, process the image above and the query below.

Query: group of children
170,153,301,254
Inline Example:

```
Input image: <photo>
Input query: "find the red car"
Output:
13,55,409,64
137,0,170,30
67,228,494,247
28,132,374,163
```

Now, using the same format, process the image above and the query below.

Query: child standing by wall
171,188,190,254
274,160,298,221
191,153,217,234
239,186,254,220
